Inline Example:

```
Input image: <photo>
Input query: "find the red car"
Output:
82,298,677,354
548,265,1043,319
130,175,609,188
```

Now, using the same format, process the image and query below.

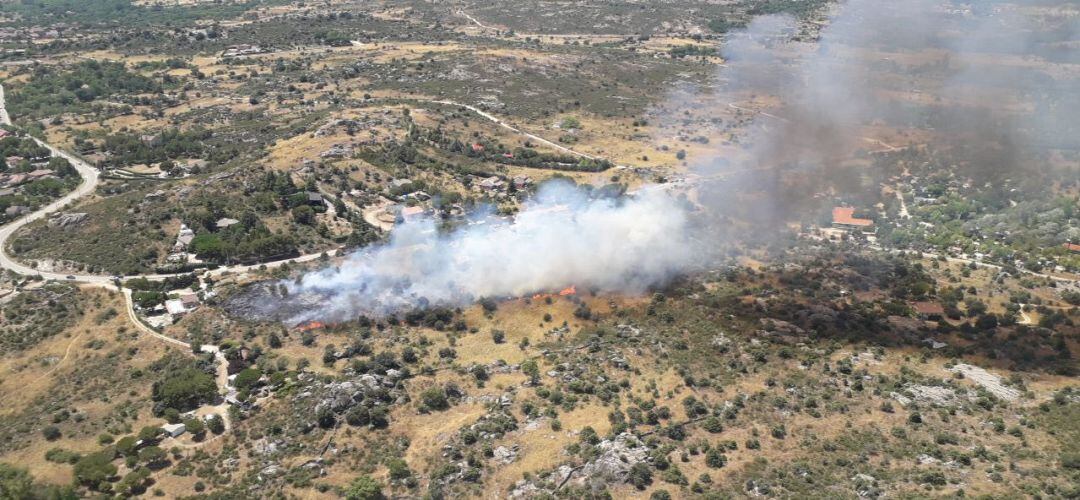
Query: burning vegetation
226,182,696,325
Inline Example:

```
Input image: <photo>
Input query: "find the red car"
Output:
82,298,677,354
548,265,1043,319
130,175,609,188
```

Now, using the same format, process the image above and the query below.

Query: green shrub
345,475,385,500
420,387,449,411
41,426,61,441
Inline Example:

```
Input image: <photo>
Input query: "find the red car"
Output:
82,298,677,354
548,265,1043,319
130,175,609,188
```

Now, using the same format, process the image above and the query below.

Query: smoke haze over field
700,0,1080,176
281,182,696,322
256,0,1078,322
688,0,1078,232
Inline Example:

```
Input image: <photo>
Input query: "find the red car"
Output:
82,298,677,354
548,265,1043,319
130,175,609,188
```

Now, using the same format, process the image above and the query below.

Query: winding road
0,85,108,283
0,84,345,284
0,81,362,440
0,84,254,442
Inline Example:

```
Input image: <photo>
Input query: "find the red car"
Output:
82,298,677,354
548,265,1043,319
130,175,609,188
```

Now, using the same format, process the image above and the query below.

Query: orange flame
295,321,326,332
528,285,575,301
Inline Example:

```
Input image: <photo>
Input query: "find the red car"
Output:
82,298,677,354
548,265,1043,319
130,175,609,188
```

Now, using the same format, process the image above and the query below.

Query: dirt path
458,10,497,32
895,185,910,219
122,288,189,348
426,98,627,166
26,329,87,389
0,84,10,125
1018,305,1033,325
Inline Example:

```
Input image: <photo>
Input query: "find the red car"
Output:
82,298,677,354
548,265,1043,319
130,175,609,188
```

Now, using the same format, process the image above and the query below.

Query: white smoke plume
253,0,1077,324
284,181,696,322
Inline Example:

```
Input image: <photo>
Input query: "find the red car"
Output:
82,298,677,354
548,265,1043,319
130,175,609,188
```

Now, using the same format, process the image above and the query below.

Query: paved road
0,85,108,283
875,244,1078,284
0,85,343,284
930,252,1077,283
0,82,310,442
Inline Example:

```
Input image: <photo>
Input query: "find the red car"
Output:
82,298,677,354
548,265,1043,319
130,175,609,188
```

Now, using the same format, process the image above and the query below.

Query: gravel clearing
948,363,1021,402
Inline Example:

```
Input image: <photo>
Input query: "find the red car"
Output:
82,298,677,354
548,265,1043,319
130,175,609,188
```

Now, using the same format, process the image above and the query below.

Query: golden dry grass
0,287,179,485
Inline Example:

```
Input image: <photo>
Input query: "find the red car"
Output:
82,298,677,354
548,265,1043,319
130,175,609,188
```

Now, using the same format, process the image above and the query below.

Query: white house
161,423,186,438
164,299,187,316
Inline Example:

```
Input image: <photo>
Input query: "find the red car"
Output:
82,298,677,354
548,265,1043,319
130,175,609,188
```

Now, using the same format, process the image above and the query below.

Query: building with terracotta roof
832,207,875,232
400,205,426,222
912,301,945,320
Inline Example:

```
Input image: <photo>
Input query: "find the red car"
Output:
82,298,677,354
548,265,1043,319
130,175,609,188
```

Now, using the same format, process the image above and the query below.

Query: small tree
138,446,167,468
628,462,653,490
184,417,206,439
115,436,138,456
560,116,582,130
234,367,262,390
387,458,412,481
42,426,61,441
316,406,336,428
420,387,450,411
521,359,540,384
579,426,600,445
206,415,225,435
0,464,35,498
705,448,726,468
292,205,316,225
702,416,724,433
138,426,161,443
345,475,385,500
479,297,498,314
163,408,181,424
491,330,506,344
346,407,370,427
73,452,117,489
116,468,150,496
470,365,489,382
323,345,337,366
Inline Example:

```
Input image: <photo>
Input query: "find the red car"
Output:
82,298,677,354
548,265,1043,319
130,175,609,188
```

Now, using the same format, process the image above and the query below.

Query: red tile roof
1065,243,1080,253
832,207,873,227
912,301,944,316
401,206,425,220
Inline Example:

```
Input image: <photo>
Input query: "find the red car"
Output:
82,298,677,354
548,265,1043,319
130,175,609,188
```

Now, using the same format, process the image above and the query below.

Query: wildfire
295,320,327,332
531,285,577,301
